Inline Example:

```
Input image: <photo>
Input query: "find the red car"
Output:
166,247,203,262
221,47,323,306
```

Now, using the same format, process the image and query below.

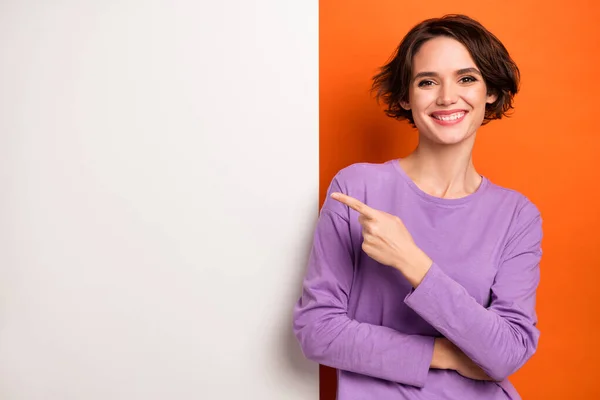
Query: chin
415,125,473,146
430,134,470,146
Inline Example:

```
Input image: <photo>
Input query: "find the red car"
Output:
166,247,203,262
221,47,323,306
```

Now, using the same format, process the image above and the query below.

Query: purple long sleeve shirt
293,159,542,400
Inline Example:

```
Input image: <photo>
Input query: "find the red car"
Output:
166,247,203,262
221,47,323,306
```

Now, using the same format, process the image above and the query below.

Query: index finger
330,192,376,218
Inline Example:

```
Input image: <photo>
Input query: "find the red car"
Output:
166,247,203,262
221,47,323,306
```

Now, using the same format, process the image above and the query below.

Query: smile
430,111,467,126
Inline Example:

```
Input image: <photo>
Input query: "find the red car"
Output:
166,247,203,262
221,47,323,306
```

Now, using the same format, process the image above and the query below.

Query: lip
430,109,468,126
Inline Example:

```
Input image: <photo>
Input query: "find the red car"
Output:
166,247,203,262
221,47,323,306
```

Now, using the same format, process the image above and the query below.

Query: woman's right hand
433,337,496,381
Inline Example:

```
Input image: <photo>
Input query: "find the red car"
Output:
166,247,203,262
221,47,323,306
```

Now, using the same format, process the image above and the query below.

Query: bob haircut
372,14,520,126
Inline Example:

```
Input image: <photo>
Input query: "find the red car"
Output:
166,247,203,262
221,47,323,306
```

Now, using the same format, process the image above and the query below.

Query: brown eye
418,80,435,87
460,76,477,83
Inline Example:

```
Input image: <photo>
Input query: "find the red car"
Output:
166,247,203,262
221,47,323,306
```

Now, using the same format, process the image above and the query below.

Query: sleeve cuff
403,262,445,320
409,334,436,388
405,262,442,300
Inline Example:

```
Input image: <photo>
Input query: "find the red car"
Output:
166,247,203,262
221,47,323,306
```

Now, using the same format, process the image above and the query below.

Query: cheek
464,87,489,109
464,92,488,125
409,90,436,114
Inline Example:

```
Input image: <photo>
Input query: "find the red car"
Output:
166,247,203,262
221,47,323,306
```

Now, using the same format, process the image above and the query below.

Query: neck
400,133,481,199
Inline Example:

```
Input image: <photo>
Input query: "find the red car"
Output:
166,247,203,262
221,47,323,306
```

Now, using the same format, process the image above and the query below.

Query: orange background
319,1,600,399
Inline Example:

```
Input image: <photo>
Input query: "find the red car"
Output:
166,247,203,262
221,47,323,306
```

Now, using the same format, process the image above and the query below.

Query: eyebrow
413,67,482,81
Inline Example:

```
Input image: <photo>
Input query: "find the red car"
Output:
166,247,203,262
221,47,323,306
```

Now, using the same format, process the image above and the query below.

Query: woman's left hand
331,192,432,286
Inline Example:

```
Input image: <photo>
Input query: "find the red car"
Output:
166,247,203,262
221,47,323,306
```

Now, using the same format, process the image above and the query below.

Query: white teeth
433,112,465,121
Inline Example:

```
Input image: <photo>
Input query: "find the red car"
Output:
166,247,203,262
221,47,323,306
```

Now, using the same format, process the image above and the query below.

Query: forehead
412,36,477,72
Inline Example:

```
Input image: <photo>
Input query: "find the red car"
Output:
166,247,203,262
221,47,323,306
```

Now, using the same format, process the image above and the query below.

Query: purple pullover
293,159,542,400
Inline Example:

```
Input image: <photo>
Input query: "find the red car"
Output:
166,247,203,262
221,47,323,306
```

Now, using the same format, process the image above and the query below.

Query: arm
293,176,437,388
403,201,542,381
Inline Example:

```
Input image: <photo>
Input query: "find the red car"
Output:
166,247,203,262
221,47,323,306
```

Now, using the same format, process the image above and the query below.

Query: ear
486,91,498,105
400,100,411,110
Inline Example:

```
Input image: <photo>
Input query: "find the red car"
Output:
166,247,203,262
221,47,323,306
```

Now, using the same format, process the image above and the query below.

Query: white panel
0,1,318,399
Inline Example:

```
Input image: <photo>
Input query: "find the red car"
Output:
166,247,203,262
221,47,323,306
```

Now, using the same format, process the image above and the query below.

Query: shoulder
485,180,541,221
322,160,396,218
484,180,543,248
328,160,396,193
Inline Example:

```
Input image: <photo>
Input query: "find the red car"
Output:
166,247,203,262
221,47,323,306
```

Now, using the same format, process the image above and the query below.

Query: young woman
293,14,542,400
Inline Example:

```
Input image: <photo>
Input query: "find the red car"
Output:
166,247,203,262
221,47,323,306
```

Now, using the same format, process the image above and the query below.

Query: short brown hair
372,14,520,126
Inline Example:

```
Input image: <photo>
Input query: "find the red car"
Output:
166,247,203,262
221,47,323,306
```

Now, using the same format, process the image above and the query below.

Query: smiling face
401,36,498,145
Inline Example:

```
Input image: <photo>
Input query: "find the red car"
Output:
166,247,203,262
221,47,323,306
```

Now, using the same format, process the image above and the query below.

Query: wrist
431,338,456,370
395,246,432,287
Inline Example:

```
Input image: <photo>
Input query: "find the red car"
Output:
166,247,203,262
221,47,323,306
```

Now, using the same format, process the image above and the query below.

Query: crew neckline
389,158,489,206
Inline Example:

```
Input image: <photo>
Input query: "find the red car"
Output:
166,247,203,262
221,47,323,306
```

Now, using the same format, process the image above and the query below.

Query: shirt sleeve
292,174,435,388
403,200,542,382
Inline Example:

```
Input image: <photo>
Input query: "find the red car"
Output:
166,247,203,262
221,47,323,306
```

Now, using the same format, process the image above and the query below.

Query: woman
293,14,542,400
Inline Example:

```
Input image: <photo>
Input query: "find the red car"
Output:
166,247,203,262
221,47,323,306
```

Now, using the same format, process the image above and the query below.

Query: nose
436,82,458,106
